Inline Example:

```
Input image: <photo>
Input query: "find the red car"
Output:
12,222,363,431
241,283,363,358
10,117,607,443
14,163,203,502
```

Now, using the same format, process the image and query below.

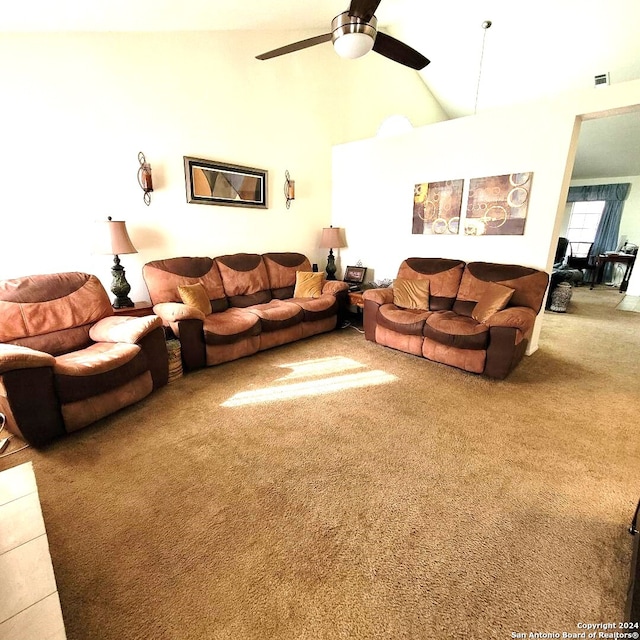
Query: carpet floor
2,286,639,639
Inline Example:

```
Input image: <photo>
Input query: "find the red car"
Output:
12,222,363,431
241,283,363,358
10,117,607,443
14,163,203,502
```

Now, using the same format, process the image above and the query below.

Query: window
566,200,604,257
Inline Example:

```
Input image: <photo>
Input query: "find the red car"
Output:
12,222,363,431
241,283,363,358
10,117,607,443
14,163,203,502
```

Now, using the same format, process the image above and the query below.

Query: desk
590,253,636,292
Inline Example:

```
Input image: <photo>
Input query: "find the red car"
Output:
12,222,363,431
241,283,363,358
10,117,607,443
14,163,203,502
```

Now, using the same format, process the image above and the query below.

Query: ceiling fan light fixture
331,12,377,59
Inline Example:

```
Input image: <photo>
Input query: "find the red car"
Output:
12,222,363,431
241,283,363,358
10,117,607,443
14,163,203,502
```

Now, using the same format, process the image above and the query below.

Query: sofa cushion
396,258,465,311
288,295,337,322
293,272,325,298
142,257,229,312
454,262,550,315
471,283,514,323
54,343,147,403
0,272,112,352
244,300,304,332
7,326,93,358
178,283,212,315
54,342,141,376
377,304,432,336
424,311,489,350
202,308,261,346
263,253,312,299
393,278,430,310
215,254,272,308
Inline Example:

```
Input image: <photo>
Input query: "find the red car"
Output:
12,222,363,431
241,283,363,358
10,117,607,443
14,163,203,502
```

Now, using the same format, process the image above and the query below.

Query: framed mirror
183,156,268,208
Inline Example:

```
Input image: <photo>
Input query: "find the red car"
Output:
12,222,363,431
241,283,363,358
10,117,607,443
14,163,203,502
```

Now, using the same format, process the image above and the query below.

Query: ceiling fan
255,0,430,70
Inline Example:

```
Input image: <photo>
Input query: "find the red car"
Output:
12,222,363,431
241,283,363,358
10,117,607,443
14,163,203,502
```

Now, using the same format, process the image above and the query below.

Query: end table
113,301,154,317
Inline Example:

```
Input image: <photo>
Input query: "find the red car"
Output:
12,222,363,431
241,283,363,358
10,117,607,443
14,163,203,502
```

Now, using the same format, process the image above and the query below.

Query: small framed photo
344,266,367,284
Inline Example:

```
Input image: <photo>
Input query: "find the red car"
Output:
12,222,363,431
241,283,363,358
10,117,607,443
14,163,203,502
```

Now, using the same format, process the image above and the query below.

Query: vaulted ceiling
3,0,640,178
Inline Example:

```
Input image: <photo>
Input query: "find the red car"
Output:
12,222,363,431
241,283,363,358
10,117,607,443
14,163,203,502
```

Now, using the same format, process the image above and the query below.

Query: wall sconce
284,170,295,209
137,151,153,206
93,216,138,308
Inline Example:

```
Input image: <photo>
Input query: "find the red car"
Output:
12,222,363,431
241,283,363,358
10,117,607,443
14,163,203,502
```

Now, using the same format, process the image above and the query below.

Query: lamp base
112,295,135,309
110,256,134,309
325,249,337,281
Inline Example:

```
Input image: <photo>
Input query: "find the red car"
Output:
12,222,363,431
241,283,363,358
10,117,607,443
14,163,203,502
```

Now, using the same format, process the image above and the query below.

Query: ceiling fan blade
372,32,430,70
256,33,332,61
348,0,382,22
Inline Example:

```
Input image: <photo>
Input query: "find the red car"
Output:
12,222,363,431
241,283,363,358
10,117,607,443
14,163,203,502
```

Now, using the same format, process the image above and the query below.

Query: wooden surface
347,291,365,308
113,301,154,317
591,253,636,292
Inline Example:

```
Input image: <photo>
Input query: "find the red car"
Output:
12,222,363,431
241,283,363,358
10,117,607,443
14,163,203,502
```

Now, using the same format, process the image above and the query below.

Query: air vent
594,73,610,88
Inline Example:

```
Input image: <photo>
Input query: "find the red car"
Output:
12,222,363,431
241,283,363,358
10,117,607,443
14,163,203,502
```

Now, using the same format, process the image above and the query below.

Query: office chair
553,237,569,268
567,242,595,283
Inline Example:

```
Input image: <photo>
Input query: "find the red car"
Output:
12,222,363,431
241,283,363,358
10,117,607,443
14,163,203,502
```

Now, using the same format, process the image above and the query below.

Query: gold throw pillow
293,271,325,298
393,278,430,310
178,283,212,315
471,283,514,323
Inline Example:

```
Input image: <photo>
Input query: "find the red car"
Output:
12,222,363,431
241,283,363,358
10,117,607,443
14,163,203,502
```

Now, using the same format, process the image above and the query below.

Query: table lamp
319,226,346,280
93,217,138,308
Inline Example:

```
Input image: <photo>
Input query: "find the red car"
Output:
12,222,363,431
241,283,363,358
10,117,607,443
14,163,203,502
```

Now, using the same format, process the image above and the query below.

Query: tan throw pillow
471,283,515,323
293,271,325,298
178,283,212,315
393,278,430,310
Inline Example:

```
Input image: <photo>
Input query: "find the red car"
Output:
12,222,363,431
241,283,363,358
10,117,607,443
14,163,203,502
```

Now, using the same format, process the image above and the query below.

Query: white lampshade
93,218,137,256
333,32,375,59
331,12,377,60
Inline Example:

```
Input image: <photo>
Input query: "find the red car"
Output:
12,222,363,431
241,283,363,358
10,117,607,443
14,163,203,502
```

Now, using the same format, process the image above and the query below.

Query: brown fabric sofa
0,272,169,447
143,252,348,371
363,258,549,379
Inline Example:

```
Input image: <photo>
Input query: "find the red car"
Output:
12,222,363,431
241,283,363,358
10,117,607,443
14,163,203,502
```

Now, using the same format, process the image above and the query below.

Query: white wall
0,31,446,302
332,79,640,351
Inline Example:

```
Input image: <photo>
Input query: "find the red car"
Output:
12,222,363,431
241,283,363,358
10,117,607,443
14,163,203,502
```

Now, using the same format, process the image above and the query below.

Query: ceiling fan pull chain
474,20,492,115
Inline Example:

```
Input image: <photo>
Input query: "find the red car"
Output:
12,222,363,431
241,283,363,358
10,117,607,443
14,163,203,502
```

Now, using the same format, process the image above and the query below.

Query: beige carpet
2,287,639,639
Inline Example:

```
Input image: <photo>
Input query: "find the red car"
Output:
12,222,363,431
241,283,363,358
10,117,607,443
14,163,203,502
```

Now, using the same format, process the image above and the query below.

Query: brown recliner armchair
0,272,169,447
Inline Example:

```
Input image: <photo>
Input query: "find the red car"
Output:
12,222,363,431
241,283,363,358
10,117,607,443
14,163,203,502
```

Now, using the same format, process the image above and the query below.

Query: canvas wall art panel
464,172,532,236
412,179,464,235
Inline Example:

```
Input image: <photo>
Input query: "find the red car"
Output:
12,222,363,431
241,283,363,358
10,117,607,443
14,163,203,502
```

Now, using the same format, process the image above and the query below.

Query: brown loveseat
0,272,169,447
143,252,348,371
363,258,549,379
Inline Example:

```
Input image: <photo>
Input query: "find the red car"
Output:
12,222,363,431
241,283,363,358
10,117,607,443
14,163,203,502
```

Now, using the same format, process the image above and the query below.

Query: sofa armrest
89,315,163,344
483,306,537,335
171,318,207,372
362,289,394,342
363,288,394,305
483,307,538,379
322,281,349,295
153,302,206,323
0,358,65,447
0,344,56,374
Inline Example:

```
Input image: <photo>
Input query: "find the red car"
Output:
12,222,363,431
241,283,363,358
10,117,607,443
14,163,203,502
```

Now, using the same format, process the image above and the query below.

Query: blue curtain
566,182,630,258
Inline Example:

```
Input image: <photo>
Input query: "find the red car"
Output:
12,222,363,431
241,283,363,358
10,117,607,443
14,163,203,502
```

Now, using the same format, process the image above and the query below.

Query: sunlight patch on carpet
275,356,367,381
221,357,397,407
